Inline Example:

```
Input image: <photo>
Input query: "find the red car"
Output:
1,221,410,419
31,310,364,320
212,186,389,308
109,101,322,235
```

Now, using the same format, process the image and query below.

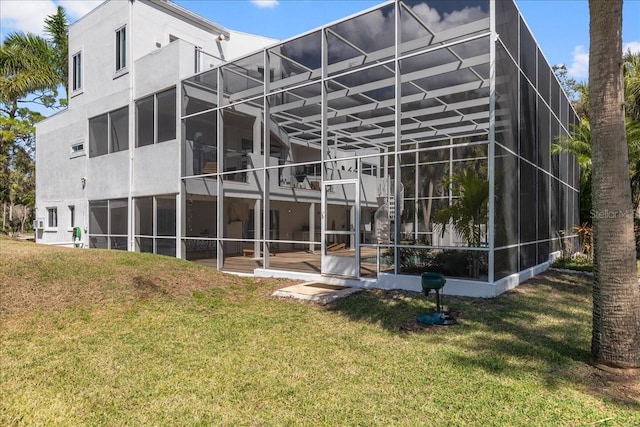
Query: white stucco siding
132,1,224,64
35,111,89,245
134,45,181,99
86,151,130,201
83,89,130,121
68,1,130,108
134,40,202,98
225,31,279,61
132,142,180,197
35,120,87,201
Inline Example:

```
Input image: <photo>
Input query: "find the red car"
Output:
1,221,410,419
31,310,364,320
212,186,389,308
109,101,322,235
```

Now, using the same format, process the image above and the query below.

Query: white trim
70,140,85,158
114,24,128,75
46,206,58,229
71,49,83,94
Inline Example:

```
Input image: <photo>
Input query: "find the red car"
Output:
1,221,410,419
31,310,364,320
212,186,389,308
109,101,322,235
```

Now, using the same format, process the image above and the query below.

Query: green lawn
1,237,638,426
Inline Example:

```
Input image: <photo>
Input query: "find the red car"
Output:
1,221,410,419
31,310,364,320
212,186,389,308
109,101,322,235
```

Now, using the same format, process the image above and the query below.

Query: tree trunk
420,179,434,244
589,0,640,368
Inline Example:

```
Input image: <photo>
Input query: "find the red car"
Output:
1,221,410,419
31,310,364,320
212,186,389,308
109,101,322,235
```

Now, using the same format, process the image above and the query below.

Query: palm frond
624,50,640,121
435,169,489,247
551,117,592,169
44,6,69,93
0,32,59,102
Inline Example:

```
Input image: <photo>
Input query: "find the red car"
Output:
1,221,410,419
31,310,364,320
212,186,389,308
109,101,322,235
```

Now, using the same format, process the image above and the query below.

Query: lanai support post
309,202,315,254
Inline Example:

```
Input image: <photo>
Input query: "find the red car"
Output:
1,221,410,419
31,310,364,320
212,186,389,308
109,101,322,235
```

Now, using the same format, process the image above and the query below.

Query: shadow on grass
326,271,639,409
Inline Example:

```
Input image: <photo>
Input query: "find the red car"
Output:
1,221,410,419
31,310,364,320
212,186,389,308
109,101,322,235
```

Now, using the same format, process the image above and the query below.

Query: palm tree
588,0,640,369
553,117,640,222
0,33,58,110
0,6,68,110
434,169,489,277
624,50,640,121
44,6,69,102
417,148,448,244
0,7,68,229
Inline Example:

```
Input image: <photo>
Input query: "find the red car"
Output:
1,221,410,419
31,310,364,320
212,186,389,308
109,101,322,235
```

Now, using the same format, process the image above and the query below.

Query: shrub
551,254,593,272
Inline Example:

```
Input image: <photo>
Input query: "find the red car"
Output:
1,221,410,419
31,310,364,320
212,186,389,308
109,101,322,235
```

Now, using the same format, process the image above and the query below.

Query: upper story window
115,26,127,72
72,51,82,92
89,106,129,157
136,88,176,147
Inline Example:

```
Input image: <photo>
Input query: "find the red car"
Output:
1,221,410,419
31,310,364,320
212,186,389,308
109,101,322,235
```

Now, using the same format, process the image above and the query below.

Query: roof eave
146,0,231,38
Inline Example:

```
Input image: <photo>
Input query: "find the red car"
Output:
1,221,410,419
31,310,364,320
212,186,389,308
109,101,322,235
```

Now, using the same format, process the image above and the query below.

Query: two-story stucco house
35,0,580,297
35,0,275,253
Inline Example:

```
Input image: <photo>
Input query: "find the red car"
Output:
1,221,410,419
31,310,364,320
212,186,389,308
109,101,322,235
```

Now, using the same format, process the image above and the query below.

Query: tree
624,50,640,122
0,8,68,231
588,0,640,369
0,33,59,108
44,6,69,103
0,33,54,230
553,64,579,99
553,116,640,223
552,51,640,222
434,168,489,278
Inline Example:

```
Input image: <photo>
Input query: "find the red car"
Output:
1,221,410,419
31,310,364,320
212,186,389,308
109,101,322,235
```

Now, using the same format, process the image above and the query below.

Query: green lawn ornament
417,272,457,326
72,226,82,247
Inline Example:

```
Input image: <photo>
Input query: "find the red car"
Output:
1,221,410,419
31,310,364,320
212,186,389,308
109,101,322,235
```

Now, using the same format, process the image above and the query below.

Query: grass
1,237,639,426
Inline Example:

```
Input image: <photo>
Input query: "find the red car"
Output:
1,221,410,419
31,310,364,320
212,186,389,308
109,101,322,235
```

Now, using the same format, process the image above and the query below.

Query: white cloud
567,45,589,80
250,0,279,8
0,1,57,36
624,41,640,54
565,41,639,80
0,0,101,38
58,0,103,20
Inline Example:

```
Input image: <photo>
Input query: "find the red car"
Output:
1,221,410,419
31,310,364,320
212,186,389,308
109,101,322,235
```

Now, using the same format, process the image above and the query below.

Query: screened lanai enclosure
180,0,578,295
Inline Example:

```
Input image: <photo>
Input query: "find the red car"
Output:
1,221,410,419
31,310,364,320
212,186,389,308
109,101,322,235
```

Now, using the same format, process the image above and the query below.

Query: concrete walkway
272,282,362,304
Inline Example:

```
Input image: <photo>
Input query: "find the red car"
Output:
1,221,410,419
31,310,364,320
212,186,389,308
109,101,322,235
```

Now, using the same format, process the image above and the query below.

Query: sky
1,0,639,86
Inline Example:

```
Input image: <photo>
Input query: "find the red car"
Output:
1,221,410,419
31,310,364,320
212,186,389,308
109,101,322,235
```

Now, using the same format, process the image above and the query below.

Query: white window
47,207,58,228
115,26,126,72
69,206,75,228
72,51,82,91
70,142,84,157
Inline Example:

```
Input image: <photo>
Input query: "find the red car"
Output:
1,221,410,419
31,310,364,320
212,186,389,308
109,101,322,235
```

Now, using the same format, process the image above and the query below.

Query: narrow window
47,207,58,228
156,88,176,142
69,206,75,227
72,52,82,91
89,114,108,157
136,96,154,147
109,106,129,153
116,26,126,71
